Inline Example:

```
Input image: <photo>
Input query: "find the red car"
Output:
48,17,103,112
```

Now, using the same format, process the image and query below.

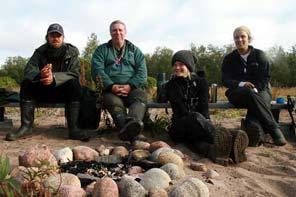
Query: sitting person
5,23,89,142
221,26,287,146
166,50,249,165
91,20,147,142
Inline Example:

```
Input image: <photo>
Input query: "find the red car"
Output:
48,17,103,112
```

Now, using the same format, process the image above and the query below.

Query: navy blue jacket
222,46,270,91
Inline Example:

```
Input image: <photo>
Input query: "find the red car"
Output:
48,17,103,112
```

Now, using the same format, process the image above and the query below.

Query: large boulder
19,144,57,167
140,168,171,191
160,163,185,180
53,147,73,164
118,176,146,197
44,173,81,192
92,177,119,197
169,178,209,197
149,141,170,153
158,152,184,169
111,146,129,158
72,146,99,161
58,185,86,197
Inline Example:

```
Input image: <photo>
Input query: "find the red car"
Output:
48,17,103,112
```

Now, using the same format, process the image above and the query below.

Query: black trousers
169,112,216,144
20,79,81,103
226,87,278,132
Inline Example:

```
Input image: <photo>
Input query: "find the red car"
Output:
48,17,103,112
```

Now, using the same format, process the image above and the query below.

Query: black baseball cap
47,23,64,35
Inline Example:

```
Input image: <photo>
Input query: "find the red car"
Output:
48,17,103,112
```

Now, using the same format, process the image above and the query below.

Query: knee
129,89,148,104
103,93,123,107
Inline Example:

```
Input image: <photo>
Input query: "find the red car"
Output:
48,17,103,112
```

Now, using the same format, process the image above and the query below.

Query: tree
80,33,99,88
267,46,290,87
0,56,28,85
145,47,174,80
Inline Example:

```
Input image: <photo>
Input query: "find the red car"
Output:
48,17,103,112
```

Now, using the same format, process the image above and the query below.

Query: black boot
65,102,89,142
269,128,287,146
229,129,249,164
118,118,144,142
118,102,146,142
207,128,233,166
6,101,35,141
241,119,264,147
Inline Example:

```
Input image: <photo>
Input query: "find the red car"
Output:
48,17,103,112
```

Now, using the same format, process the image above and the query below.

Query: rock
85,181,96,196
131,150,151,162
10,166,36,190
160,163,184,180
93,177,119,197
111,146,129,158
169,177,209,197
118,176,146,197
44,173,81,192
149,141,170,153
190,162,207,172
95,145,107,156
150,147,184,162
58,185,86,197
77,173,100,187
149,189,168,197
140,168,171,191
72,146,99,161
128,166,144,175
158,152,184,168
95,155,122,164
19,144,58,167
132,140,150,150
203,169,220,179
53,147,73,164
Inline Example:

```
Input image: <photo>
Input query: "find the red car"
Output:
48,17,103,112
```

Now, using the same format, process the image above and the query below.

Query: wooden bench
0,101,289,128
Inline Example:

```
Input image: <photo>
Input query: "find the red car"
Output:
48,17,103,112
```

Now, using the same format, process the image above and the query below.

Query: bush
0,77,19,89
147,76,157,88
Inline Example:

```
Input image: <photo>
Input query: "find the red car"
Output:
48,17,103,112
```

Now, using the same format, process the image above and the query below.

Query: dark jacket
24,43,80,86
166,73,209,120
91,40,147,90
221,46,270,92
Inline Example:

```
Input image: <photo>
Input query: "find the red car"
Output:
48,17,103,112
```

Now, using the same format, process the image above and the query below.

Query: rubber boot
5,101,35,141
270,128,287,146
113,113,127,129
118,102,146,142
65,102,89,142
241,119,264,147
229,129,249,164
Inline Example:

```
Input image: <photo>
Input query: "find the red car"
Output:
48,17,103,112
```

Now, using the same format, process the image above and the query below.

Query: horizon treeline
0,33,295,88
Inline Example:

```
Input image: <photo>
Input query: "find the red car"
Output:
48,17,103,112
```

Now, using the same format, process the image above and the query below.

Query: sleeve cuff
238,82,246,87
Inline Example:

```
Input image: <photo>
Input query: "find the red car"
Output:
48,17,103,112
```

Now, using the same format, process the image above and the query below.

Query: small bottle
210,83,217,103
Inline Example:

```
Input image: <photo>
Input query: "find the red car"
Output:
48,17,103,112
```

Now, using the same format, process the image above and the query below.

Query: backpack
78,87,101,129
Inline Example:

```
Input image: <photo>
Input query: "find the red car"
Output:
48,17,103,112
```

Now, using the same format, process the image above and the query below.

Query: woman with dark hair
221,26,287,146
166,50,249,165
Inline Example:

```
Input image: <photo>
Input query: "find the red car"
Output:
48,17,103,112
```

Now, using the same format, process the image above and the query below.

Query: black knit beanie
171,50,197,72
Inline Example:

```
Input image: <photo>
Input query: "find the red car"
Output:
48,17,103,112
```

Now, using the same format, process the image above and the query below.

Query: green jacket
24,43,80,86
91,40,147,90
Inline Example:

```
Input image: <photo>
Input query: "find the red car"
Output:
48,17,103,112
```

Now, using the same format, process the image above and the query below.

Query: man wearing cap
91,20,147,142
5,23,89,141
166,50,249,165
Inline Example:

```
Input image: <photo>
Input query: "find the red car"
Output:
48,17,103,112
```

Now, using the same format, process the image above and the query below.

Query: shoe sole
118,121,142,141
231,130,249,164
5,132,34,141
210,129,232,166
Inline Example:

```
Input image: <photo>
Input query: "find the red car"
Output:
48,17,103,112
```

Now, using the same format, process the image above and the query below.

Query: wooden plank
1,101,288,110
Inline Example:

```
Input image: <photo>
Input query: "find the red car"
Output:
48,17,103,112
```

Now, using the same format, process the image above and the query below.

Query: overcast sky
0,0,295,65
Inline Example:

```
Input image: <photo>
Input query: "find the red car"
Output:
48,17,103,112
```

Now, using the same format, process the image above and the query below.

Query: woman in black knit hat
166,50,249,165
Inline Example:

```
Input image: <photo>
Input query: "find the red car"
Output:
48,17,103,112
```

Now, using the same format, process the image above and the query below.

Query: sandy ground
0,107,296,197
